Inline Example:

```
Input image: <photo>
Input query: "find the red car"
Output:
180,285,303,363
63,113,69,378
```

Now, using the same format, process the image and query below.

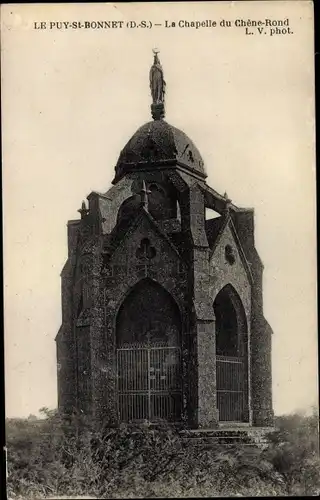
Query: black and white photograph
2,1,318,498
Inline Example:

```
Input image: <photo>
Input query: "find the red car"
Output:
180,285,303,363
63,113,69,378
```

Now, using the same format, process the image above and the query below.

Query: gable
210,216,253,283
109,210,182,276
209,219,252,319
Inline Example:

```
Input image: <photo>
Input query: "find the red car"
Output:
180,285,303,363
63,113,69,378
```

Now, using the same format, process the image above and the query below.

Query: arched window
116,195,140,225
214,285,249,422
148,183,177,221
213,285,247,357
116,279,180,347
116,279,182,423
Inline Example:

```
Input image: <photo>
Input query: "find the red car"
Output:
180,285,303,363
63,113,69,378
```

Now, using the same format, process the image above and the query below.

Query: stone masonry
56,57,274,430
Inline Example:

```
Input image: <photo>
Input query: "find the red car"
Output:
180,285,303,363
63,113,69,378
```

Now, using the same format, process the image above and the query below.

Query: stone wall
56,168,274,429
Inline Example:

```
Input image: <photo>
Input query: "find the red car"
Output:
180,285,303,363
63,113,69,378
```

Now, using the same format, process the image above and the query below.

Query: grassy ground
5,408,320,499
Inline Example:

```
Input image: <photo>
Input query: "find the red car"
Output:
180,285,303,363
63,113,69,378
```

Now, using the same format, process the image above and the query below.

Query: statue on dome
149,49,166,104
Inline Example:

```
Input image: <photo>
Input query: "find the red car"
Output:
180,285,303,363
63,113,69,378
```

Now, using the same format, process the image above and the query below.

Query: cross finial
223,192,232,214
140,180,151,210
224,191,231,203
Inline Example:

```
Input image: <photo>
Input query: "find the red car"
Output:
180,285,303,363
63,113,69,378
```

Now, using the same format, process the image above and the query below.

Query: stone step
179,427,274,449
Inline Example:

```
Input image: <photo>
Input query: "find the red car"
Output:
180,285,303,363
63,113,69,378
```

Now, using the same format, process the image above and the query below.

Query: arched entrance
213,285,249,422
116,279,182,423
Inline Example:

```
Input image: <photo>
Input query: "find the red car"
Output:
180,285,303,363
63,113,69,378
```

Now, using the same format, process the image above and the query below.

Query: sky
2,1,317,418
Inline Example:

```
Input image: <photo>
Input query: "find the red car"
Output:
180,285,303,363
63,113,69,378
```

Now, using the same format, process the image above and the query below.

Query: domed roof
114,120,206,182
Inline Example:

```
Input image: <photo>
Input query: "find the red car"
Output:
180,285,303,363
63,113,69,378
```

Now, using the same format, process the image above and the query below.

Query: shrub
263,408,320,496
6,408,320,499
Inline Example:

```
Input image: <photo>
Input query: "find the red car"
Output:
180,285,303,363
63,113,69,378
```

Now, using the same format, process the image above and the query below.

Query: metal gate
216,355,248,422
117,345,182,423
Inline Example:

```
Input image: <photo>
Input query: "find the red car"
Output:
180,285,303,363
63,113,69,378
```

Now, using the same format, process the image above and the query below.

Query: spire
78,200,89,219
149,49,166,120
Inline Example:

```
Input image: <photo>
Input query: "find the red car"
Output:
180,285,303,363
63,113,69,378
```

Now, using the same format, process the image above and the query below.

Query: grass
5,407,320,498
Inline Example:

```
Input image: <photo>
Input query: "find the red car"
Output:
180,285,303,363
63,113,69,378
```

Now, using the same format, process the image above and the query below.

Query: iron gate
117,345,182,423
216,355,248,422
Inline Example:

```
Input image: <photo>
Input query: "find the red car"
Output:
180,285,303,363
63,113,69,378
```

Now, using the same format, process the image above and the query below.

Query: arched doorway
213,285,249,422
116,279,182,423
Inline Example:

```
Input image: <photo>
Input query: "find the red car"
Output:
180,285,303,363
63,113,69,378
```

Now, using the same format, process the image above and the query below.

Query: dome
114,120,206,183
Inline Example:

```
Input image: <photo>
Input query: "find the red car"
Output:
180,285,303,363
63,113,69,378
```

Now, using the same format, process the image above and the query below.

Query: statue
149,49,166,105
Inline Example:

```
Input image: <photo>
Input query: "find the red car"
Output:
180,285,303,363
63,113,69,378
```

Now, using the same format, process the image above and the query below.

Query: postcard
2,2,317,498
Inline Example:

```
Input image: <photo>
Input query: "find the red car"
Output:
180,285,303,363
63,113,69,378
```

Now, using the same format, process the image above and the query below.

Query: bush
264,408,320,496
6,408,320,499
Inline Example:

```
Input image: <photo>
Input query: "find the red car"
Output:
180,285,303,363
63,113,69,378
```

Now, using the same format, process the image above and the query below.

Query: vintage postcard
2,1,317,499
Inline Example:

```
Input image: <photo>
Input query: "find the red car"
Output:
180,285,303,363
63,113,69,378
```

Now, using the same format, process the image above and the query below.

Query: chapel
56,52,274,428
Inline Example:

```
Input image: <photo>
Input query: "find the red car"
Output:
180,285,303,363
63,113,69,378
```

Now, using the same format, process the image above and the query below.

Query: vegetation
6,407,320,499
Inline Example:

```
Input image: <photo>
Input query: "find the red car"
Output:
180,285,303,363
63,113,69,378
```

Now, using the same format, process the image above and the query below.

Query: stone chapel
56,53,274,429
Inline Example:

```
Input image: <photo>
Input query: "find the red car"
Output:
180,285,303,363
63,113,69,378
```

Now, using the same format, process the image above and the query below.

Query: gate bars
216,355,248,422
117,345,182,423
117,346,248,423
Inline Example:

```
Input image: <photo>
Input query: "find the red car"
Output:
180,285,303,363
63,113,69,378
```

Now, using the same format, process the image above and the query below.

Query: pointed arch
213,284,247,357
116,278,181,347
147,182,177,220
214,284,250,422
116,195,140,226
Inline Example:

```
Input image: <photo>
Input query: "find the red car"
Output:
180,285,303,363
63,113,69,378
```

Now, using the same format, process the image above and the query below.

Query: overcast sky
2,2,317,418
